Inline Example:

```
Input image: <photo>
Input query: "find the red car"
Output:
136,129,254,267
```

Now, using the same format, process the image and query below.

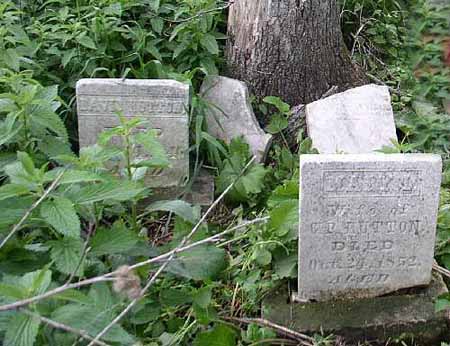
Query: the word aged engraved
328,273,390,286
299,154,442,301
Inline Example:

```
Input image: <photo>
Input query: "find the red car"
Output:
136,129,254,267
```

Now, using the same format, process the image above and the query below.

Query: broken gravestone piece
298,154,442,302
200,76,272,162
306,84,398,154
76,79,190,188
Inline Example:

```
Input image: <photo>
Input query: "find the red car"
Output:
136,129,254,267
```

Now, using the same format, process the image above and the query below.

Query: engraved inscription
299,156,441,301
76,80,190,188
78,96,185,116
323,170,422,197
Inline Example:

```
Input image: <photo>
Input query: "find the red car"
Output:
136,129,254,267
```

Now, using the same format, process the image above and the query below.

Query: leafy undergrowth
0,0,449,346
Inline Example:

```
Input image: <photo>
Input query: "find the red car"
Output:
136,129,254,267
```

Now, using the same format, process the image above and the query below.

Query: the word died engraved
299,154,442,301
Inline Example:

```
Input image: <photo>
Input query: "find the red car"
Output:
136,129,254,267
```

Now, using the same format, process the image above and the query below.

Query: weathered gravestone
306,84,398,154
298,154,442,302
200,76,272,162
77,79,189,188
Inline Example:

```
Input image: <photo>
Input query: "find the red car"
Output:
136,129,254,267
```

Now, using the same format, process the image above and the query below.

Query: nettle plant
0,113,214,345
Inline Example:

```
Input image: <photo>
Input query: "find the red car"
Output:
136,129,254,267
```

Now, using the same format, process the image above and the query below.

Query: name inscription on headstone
77,79,189,188
298,154,442,301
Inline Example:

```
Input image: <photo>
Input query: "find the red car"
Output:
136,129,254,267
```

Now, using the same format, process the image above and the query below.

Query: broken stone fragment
200,76,272,162
306,84,398,154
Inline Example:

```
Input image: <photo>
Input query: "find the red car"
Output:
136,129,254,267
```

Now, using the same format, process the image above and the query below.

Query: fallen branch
224,316,315,346
127,216,269,270
0,277,115,312
433,262,450,279
0,214,268,312
0,170,65,250
66,222,95,285
87,156,257,346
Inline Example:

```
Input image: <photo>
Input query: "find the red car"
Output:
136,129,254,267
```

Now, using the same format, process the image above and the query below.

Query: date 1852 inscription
323,170,422,197
308,169,425,283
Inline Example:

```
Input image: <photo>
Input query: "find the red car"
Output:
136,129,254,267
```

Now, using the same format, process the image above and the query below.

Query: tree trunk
226,0,366,113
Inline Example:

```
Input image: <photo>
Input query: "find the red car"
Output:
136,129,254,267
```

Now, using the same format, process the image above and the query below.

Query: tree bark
226,0,366,114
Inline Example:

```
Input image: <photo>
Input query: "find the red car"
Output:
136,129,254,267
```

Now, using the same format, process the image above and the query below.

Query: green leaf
269,199,298,236
2,48,20,71
4,162,39,190
216,138,267,204
134,130,169,166
43,169,104,184
193,324,237,346
21,269,52,297
254,247,272,266
48,237,84,276
129,301,160,325
273,253,297,279
0,283,26,301
30,104,68,140
166,245,227,281
0,184,30,201
90,222,140,256
146,200,197,224
193,286,212,309
17,152,35,176
74,181,147,204
150,17,164,34
265,114,288,134
4,314,40,346
200,34,219,55
160,288,193,307
263,96,290,114
40,197,80,238
61,49,76,68
52,303,134,344
0,152,16,172
0,199,30,230
436,295,450,312
0,115,22,146
76,34,96,49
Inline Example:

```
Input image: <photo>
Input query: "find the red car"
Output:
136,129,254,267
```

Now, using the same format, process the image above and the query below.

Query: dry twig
87,157,257,345
0,214,268,312
433,262,450,278
22,309,111,346
0,170,65,250
224,316,315,346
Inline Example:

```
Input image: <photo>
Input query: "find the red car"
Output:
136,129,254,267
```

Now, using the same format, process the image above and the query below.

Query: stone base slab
262,273,450,345
144,169,214,207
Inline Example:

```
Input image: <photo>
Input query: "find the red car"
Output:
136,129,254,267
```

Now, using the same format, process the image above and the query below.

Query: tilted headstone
77,79,189,188
298,154,442,301
306,84,398,154
200,76,272,162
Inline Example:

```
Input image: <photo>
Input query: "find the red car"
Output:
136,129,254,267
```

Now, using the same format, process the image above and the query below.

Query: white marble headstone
77,79,189,188
200,76,272,162
306,85,398,154
298,154,442,301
